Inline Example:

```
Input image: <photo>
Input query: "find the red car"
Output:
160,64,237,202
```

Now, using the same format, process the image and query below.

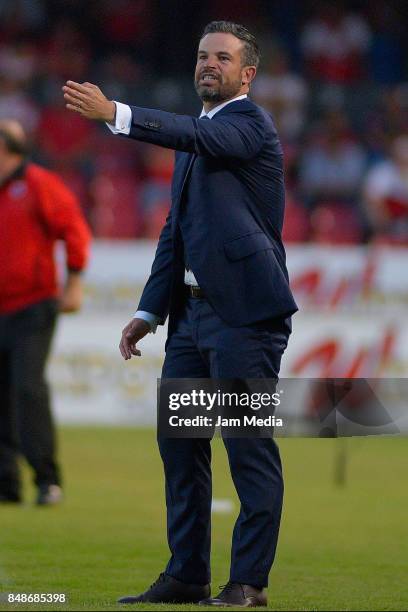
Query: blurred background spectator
300,3,372,85
0,0,407,244
251,46,308,142
363,135,408,244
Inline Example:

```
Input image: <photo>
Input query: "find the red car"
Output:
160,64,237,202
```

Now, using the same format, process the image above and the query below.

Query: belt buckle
190,285,201,298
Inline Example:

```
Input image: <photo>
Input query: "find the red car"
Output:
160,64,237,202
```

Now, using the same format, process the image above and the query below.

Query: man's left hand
63,81,115,123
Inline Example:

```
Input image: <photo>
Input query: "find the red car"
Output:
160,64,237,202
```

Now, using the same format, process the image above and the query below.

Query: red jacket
0,162,91,314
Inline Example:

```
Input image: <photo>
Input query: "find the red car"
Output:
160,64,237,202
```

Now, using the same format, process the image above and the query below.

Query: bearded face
194,33,246,106
194,66,243,104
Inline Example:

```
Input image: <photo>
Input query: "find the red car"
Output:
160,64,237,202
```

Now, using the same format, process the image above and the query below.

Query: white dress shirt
106,94,248,332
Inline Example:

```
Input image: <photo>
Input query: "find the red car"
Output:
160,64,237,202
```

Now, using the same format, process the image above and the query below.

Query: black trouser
0,298,60,497
160,296,289,587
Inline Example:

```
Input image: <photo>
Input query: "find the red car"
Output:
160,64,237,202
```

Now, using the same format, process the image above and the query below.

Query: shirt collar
199,94,248,119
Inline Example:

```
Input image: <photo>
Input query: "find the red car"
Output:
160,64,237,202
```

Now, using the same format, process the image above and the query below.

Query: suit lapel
179,151,196,196
171,151,196,233
170,100,253,234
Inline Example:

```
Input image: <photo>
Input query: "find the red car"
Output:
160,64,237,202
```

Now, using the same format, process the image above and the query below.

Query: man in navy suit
64,20,297,607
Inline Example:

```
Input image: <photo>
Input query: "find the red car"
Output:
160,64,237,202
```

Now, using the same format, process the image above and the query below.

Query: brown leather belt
188,285,205,298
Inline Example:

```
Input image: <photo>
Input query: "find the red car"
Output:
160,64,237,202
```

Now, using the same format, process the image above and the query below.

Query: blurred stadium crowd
1,0,408,243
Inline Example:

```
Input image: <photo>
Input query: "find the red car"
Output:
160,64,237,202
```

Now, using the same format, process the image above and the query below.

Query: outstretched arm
63,81,266,160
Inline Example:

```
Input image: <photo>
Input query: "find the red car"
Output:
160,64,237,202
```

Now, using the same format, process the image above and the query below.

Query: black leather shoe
118,573,210,604
199,582,267,607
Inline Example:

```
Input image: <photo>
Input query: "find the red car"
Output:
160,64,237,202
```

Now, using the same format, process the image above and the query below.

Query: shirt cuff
106,101,132,135
134,310,160,333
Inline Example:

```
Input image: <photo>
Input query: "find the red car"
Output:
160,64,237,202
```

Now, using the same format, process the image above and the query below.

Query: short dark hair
201,21,260,68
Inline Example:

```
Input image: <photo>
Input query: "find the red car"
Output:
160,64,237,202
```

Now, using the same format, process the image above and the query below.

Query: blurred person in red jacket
0,119,91,505
363,134,408,244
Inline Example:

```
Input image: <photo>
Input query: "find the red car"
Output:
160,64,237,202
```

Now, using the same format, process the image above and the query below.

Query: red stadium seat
311,202,363,244
282,197,310,243
90,171,143,238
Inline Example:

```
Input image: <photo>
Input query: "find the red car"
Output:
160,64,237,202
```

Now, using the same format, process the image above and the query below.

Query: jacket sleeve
128,106,266,160
34,169,91,271
137,210,174,323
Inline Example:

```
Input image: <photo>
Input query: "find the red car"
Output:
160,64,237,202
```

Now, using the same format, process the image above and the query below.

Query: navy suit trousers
159,294,289,587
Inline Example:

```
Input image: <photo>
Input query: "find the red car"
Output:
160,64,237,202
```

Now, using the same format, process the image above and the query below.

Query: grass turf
0,428,407,611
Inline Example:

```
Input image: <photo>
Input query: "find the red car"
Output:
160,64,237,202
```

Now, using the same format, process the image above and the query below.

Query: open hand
119,318,151,360
63,81,115,123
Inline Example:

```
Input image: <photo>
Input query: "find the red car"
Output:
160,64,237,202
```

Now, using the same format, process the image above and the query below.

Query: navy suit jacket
128,98,298,333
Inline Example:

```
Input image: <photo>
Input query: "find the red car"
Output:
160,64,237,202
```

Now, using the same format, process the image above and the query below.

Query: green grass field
0,428,407,611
